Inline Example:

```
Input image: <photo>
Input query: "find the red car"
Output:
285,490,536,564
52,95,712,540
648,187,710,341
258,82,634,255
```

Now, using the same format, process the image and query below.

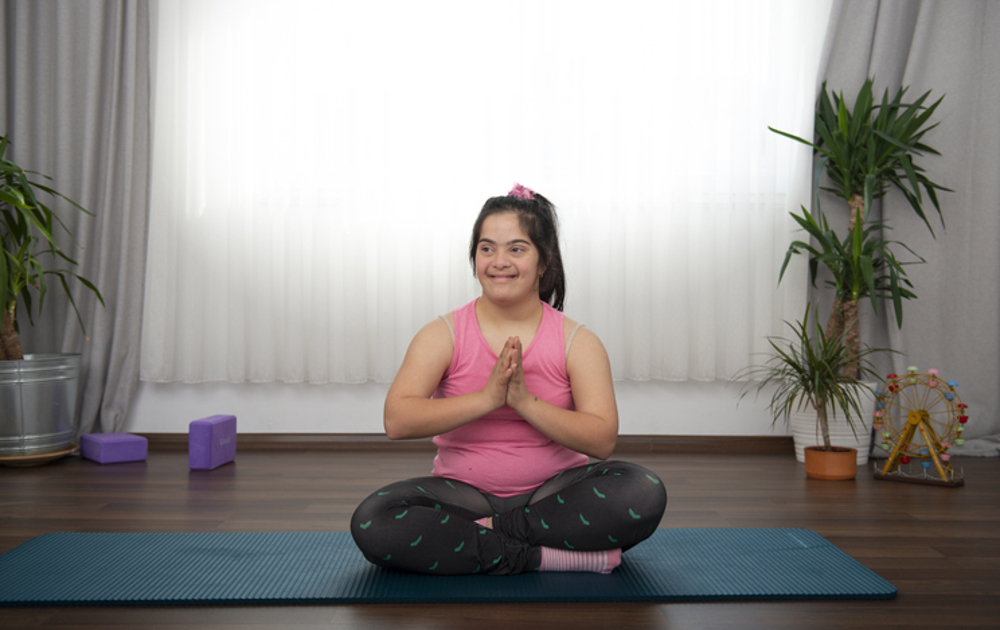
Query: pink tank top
432,299,589,497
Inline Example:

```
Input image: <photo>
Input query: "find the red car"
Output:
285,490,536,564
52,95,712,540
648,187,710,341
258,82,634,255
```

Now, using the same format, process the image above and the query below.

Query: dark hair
469,190,566,311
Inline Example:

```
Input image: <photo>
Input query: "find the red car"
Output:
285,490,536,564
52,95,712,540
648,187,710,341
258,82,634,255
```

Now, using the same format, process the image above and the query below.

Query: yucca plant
0,133,103,361
771,78,949,233
769,78,950,373
737,304,889,451
779,194,922,379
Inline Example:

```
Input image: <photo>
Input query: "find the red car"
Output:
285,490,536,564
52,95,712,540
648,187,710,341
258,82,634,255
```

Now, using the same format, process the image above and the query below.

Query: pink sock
539,547,621,574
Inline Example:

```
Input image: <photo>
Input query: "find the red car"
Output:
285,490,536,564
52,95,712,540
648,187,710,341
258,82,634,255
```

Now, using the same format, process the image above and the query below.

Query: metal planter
0,354,81,456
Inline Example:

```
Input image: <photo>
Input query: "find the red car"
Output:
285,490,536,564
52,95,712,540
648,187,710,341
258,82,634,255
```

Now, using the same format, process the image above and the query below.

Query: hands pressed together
484,336,533,412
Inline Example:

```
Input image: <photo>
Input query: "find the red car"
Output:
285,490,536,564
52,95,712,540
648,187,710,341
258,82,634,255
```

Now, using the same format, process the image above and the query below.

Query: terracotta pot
803,446,858,481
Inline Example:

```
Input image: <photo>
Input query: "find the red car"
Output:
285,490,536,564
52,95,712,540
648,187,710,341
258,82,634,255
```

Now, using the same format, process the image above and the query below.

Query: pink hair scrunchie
508,183,535,200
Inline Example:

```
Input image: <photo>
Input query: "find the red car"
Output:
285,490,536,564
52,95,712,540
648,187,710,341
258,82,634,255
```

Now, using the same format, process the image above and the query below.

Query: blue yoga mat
0,528,895,606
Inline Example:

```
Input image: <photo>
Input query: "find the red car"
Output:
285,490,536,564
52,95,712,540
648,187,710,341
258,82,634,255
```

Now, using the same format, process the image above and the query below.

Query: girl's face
475,211,543,305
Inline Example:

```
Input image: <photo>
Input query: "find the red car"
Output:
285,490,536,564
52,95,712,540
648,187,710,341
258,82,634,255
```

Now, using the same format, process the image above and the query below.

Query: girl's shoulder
561,314,602,361
412,315,455,355
439,311,456,346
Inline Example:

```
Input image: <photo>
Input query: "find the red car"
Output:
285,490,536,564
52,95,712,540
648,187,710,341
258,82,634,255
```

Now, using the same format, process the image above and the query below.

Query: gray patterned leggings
350,460,667,575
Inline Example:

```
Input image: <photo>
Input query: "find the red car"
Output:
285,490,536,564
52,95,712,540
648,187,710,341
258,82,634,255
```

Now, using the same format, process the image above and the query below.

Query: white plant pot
789,382,876,466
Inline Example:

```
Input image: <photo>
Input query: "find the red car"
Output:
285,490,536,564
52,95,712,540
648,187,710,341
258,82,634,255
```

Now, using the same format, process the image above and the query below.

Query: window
142,0,833,383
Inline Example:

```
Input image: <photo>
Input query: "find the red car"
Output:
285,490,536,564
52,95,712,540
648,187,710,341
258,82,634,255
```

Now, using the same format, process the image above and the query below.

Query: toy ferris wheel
872,367,967,487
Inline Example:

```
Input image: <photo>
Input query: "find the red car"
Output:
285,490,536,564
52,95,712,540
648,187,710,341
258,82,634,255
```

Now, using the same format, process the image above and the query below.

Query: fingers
483,337,516,410
484,336,528,412
509,335,522,359
504,337,530,408
495,336,517,370
498,337,515,377
510,337,523,377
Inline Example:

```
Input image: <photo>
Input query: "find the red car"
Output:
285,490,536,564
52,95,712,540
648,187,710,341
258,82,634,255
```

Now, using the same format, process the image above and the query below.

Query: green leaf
863,175,875,223
899,154,922,202
0,132,104,340
848,79,873,142
859,254,877,310
890,270,904,327
52,273,88,334
0,188,27,207
0,240,7,311
837,91,850,140
58,270,105,308
768,126,818,150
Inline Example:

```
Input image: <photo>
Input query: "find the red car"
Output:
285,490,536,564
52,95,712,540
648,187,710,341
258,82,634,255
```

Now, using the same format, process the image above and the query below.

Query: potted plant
769,78,950,377
0,133,103,464
737,304,889,480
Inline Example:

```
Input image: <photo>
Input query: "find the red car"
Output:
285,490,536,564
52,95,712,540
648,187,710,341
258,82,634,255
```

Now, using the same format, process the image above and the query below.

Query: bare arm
383,318,516,440
505,328,619,460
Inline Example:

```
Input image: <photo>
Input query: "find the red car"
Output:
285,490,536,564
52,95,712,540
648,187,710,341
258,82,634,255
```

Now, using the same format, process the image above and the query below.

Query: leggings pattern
350,460,667,575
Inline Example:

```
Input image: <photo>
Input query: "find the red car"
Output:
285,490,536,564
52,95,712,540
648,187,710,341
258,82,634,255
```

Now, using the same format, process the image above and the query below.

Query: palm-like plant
0,134,103,361
769,78,950,370
771,78,949,233
779,197,922,379
737,304,888,451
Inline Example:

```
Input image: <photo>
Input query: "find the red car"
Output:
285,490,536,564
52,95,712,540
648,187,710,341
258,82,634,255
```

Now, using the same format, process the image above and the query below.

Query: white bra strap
566,323,585,358
440,314,455,345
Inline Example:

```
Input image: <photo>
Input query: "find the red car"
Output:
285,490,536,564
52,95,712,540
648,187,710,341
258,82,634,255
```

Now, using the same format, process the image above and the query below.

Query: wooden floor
1,446,998,629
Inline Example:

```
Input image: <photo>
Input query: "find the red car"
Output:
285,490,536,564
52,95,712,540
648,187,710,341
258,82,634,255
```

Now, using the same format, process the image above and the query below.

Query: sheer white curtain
141,0,832,384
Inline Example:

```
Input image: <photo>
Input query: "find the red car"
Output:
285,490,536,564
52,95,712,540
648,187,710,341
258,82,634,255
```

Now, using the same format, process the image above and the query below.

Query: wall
126,380,785,437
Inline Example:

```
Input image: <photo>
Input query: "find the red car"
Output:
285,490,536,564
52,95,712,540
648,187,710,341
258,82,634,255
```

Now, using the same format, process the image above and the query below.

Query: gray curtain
0,0,151,435
817,0,1000,455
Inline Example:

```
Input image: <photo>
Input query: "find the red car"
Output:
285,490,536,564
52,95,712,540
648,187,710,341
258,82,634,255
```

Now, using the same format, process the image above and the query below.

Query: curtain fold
142,0,832,384
817,0,1000,454
0,0,151,434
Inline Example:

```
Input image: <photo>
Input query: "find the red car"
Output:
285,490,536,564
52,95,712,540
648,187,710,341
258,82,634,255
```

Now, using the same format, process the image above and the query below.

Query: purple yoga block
80,433,148,464
189,415,237,470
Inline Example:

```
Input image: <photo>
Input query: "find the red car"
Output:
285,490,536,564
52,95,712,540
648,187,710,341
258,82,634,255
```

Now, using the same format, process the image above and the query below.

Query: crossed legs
350,460,667,575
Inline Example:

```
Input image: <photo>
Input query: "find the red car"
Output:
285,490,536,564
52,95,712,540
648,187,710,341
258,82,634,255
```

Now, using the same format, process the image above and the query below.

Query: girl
350,184,666,574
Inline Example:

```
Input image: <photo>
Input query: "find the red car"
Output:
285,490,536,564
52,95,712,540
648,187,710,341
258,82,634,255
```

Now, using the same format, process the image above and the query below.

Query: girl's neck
475,295,543,326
